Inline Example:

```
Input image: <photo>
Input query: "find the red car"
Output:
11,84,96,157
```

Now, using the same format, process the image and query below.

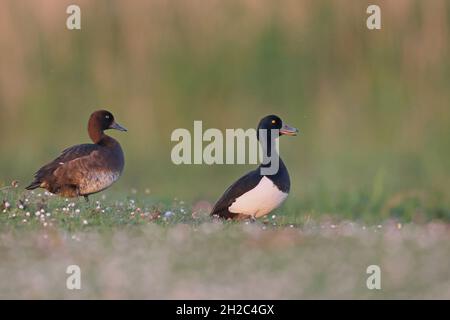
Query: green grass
0,186,449,299
1,182,449,233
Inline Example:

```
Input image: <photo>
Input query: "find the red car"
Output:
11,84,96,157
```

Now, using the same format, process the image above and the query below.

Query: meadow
0,0,450,299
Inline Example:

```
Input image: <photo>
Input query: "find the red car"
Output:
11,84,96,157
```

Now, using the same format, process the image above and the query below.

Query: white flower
164,211,174,218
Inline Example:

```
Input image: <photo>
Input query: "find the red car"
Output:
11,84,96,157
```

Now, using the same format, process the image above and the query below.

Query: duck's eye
271,120,276,124
105,115,110,119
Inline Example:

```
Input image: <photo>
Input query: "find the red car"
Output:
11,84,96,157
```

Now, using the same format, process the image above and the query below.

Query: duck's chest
78,146,124,195
229,176,289,218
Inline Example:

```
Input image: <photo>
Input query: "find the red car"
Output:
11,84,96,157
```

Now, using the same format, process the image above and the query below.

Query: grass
1,184,449,299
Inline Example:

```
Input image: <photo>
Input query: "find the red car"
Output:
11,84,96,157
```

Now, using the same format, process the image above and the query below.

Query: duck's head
88,110,127,143
257,115,298,140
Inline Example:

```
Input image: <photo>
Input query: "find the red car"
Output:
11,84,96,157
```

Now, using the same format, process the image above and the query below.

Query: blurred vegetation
0,0,449,221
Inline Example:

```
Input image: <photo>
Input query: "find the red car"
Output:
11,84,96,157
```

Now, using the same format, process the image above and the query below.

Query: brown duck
26,110,127,201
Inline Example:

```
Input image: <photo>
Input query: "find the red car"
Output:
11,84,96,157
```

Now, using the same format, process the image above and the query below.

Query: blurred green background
0,0,449,220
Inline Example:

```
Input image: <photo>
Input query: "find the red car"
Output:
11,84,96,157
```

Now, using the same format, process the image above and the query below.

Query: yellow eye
271,120,276,124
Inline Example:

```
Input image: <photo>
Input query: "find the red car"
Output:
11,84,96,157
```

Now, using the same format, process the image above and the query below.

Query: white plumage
229,176,288,218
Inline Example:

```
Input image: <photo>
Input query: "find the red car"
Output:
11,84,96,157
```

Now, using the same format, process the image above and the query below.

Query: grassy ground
1,185,449,299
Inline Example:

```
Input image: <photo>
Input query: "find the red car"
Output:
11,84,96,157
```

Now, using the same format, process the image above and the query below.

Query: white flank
229,176,288,218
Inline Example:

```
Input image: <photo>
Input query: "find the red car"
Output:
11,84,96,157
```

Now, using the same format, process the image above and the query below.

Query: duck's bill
280,123,299,136
109,122,128,132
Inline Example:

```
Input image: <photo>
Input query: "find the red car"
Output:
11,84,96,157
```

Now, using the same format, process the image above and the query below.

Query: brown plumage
26,110,127,201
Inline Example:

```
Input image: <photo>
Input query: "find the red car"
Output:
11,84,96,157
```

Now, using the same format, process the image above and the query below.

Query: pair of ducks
26,110,298,220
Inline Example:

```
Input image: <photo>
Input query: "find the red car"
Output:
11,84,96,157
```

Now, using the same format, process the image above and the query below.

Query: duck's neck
259,136,283,176
88,127,106,144
88,124,116,146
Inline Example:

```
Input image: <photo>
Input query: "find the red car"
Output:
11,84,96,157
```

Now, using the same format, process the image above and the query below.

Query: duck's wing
210,169,262,219
26,144,101,190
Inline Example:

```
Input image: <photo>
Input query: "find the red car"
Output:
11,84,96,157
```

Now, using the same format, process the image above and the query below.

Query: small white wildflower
40,209,45,213
83,220,88,225
25,212,30,217
164,211,173,218
75,209,80,214
22,219,27,223
271,214,276,219
18,204,24,210
46,212,51,217
35,211,40,217
4,202,11,209
43,222,48,227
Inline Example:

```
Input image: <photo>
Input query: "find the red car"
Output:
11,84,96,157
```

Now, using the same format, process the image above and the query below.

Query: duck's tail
25,180,41,190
